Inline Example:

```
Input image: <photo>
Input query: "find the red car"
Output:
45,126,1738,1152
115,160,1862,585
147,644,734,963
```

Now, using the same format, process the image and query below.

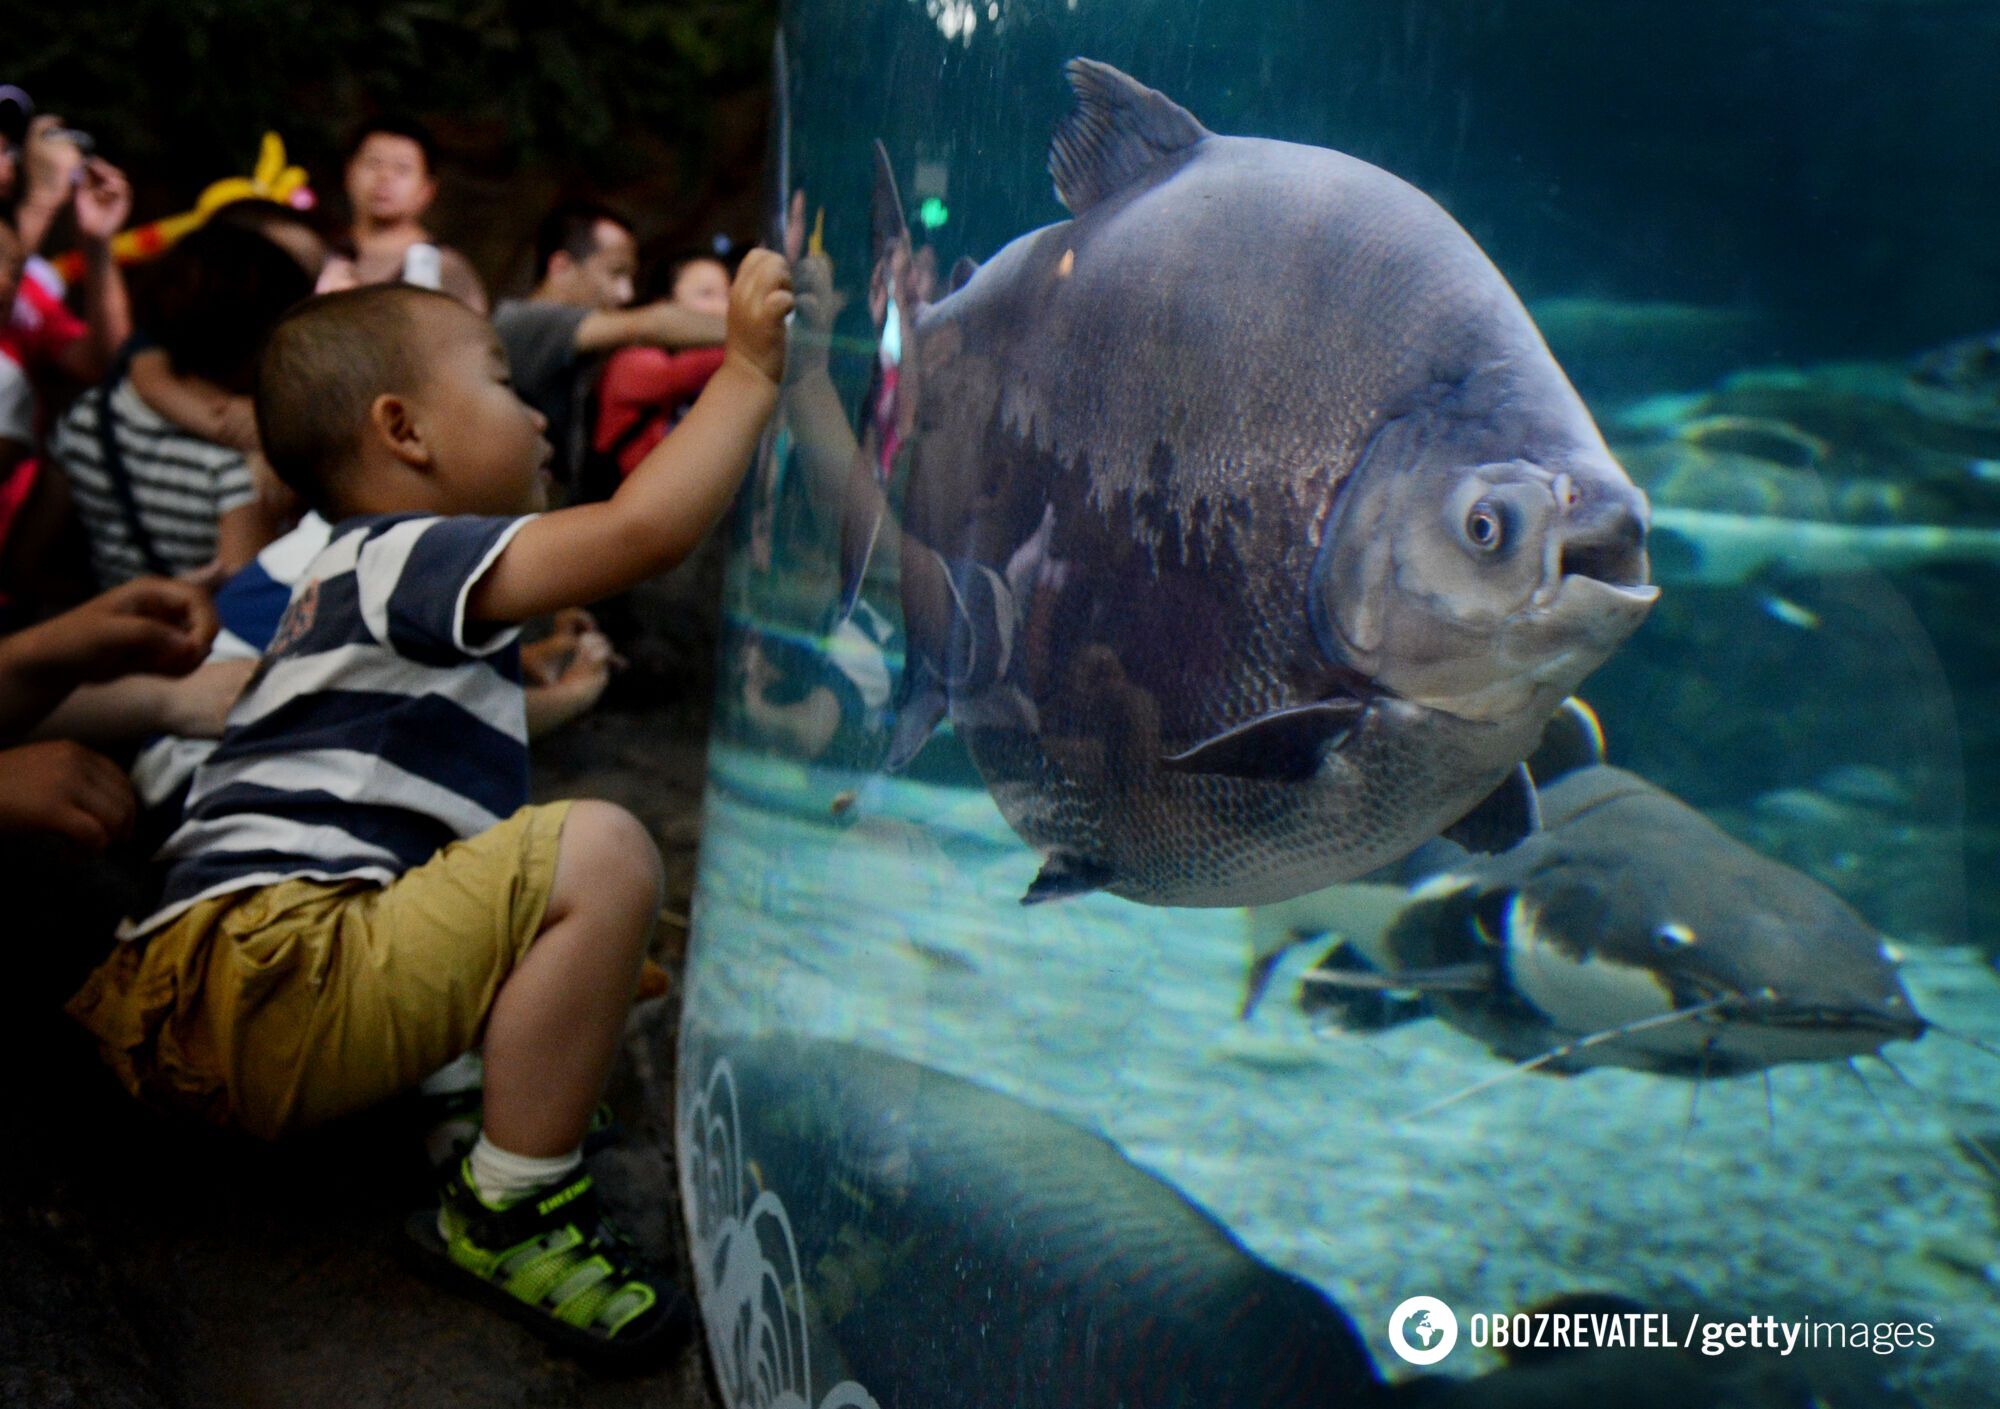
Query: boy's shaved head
256,284,473,512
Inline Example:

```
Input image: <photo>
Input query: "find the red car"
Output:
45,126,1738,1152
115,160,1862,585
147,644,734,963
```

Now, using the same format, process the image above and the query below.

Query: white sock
466,1133,582,1207
419,1049,485,1096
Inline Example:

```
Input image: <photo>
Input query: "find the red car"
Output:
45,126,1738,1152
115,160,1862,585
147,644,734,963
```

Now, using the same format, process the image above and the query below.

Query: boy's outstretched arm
469,251,794,624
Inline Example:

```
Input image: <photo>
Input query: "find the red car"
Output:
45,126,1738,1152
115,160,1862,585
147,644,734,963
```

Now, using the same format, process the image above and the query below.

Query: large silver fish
846,60,1657,907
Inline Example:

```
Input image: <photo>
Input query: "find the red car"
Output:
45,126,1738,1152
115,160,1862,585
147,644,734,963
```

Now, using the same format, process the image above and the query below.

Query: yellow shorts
66,800,573,1141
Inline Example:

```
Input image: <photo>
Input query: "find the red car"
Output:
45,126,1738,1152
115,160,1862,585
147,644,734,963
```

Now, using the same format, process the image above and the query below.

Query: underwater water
677,4,2000,1407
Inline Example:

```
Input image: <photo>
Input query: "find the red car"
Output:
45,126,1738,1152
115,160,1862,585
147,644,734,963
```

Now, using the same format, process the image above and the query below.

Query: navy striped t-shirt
131,512,536,937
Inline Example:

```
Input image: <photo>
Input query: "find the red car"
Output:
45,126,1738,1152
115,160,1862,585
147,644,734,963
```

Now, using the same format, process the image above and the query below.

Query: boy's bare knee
551,800,664,919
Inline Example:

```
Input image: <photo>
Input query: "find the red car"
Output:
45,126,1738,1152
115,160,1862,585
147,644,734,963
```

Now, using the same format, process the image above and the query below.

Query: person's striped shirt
129,512,535,937
52,377,254,586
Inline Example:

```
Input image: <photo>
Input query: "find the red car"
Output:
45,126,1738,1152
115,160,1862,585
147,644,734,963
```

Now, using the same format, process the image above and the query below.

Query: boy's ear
369,393,432,471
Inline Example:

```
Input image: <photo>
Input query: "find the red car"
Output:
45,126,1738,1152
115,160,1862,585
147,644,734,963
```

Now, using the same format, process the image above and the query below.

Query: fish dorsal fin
1527,697,1608,786
948,255,979,294
1049,59,1210,216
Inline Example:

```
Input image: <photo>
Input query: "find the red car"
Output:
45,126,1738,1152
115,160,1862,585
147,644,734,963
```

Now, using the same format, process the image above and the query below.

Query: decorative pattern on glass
680,1054,885,1409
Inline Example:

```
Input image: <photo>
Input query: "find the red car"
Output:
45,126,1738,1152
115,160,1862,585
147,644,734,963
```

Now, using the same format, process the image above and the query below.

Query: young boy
66,249,793,1364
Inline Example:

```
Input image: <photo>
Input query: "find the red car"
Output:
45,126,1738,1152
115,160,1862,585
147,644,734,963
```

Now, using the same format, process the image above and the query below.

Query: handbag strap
93,347,173,578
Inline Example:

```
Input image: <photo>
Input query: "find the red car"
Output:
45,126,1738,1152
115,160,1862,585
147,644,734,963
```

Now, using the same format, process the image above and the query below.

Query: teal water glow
678,4,2000,1405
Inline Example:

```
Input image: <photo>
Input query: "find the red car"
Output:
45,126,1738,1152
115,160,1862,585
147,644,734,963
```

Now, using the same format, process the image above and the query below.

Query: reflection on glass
680,6,1995,1408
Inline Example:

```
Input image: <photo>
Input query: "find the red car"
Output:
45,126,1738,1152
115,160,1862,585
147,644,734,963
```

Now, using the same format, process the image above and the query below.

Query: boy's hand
0,741,137,850
724,249,795,388
8,578,219,688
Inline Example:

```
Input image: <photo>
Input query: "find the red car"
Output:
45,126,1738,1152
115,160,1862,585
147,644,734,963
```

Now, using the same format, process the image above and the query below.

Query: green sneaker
403,1160,691,1368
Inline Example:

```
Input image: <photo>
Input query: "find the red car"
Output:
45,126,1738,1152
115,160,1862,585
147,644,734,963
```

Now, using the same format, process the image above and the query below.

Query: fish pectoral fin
1159,698,1365,783
883,670,949,773
1049,60,1211,215
1440,763,1541,854
1021,851,1117,905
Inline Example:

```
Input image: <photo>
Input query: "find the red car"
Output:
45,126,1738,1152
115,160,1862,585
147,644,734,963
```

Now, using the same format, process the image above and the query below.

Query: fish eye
1464,500,1504,552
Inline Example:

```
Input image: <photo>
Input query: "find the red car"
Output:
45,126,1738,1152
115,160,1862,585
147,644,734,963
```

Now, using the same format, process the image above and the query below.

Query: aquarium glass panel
678,4,1999,1406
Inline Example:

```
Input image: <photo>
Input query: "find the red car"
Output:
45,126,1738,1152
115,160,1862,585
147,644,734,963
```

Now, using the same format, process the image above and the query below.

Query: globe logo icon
1388,1295,1459,1366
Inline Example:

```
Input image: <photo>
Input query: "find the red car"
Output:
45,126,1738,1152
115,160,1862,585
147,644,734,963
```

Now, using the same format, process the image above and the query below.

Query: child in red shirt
592,252,730,478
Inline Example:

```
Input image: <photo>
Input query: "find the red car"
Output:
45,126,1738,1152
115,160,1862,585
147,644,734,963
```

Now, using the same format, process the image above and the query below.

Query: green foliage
6,0,776,202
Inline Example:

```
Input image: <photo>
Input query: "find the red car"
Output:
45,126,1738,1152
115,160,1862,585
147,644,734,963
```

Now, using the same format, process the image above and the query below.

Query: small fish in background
833,59,1656,910
1297,700,1927,1085
1903,327,2000,431
1759,593,1820,630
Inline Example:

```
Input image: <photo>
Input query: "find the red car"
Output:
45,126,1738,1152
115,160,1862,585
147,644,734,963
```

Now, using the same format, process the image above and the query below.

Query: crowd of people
0,87,792,1367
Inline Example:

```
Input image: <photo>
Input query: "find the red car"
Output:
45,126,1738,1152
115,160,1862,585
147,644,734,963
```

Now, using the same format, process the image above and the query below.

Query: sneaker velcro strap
466,1172,603,1251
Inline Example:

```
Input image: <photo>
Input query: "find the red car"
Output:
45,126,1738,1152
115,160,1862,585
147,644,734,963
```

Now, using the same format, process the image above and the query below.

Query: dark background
6,0,782,293
785,0,2000,368
11,0,2000,352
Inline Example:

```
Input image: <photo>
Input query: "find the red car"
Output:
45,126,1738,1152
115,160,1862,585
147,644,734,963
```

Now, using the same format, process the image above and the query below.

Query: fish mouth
1558,539,1654,600
1737,1005,1927,1041
1708,993,1929,1049
1533,478,1659,612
